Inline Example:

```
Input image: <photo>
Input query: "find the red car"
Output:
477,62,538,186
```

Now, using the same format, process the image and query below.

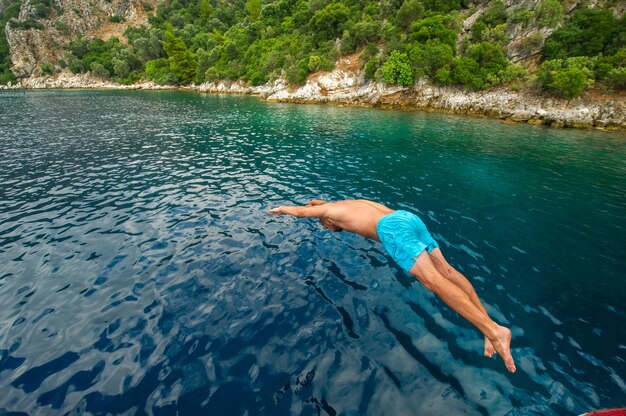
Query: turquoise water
0,90,625,415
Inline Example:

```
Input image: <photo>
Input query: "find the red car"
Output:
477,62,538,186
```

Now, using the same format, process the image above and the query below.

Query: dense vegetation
0,0,21,83
1,0,625,98
538,8,626,97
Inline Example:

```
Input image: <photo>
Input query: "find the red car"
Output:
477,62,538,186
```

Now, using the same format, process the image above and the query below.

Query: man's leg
409,250,516,372
428,248,496,357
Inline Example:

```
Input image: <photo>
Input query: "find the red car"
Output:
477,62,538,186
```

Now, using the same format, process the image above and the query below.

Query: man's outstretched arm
269,205,329,218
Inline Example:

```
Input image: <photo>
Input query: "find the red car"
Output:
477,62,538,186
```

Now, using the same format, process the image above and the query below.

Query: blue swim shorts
376,210,439,272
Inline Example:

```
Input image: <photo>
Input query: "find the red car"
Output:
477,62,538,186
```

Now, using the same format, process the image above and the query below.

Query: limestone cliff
5,0,156,77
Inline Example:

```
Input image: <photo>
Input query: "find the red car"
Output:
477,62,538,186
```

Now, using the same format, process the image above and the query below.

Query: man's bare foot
484,337,496,358
488,325,516,373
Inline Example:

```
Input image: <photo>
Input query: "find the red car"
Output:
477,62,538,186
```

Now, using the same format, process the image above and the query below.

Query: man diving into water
269,199,516,373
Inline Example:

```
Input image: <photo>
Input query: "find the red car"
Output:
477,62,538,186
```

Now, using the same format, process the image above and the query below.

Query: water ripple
0,90,625,415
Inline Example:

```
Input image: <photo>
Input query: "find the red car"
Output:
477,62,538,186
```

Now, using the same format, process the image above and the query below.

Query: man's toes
504,357,516,372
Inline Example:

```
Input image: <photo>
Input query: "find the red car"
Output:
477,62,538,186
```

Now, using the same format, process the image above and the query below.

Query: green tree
449,57,483,89
133,36,163,63
246,0,261,22
163,27,197,84
198,0,214,21
46,0,623,96
410,15,457,49
498,64,528,83
422,0,460,13
607,67,626,89
396,0,424,31
308,55,322,71
549,67,587,98
542,8,624,60
407,39,453,77
146,58,177,84
364,58,378,80
0,0,21,83
379,0,404,18
112,58,130,78
353,20,381,46
538,58,590,98
90,62,110,78
482,0,506,27
535,0,563,28
471,20,487,42
204,67,219,82
381,50,413,86
364,2,379,17
341,30,357,54
310,3,350,41
68,37,89,59
195,48,211,83
469,42,508,75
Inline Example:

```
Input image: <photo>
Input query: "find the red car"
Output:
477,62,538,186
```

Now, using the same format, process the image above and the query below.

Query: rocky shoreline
2,64,625,131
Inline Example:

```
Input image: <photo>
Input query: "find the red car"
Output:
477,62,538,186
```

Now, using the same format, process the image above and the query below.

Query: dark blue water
0,90,625,415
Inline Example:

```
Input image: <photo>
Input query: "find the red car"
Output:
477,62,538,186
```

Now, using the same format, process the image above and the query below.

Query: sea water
0,90,624,415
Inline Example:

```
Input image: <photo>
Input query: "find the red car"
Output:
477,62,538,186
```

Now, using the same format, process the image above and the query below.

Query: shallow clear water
0,90,625,415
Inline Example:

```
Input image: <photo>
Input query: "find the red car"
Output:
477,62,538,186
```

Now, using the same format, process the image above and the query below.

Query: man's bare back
313,200,394,240
269,198,516,373
269,199,394,240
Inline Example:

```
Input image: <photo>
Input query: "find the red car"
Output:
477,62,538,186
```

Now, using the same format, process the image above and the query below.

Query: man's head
319,218,343,232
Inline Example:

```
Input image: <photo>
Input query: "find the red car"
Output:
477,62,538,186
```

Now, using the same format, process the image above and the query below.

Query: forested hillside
1,0,625,98
0,0,22,83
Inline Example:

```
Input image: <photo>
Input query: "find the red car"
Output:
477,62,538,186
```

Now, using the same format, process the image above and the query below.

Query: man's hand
268,205,328,218
268,207,283,215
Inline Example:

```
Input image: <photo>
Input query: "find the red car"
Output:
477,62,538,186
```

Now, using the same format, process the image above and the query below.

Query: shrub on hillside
407,39,453,77
396,0,424,31
364,59,378,80
421,0,461,13
538,58,593,98
146,58,177,84
446,57,482,89
381,50,413,86
534,0,563,28
434,42,509,90
468,41,508,76
519,32,544,56
549,67,587,98
90,62,110,78
410,15,457,49
309,3,350,41
542,8,624,60
499,64,528,83
54,19,70,34
481,0,506,27
510,8,533,27
606,67,626,89
40,63,54,75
